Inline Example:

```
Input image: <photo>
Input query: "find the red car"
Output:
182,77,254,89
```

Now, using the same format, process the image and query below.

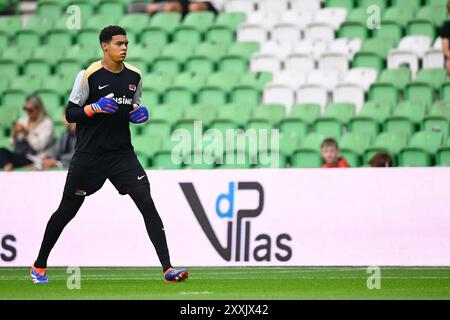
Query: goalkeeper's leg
128,184,173,272
34,193,85,268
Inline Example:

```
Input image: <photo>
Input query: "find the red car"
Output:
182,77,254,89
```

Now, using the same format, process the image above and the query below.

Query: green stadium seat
406,19,436,38
340,132,372,167
77,28,101,47
323,103,355,124
85,14,119,31
142,72,172,96
218,55,248,75
124,57,148,73
207,120,240,138
245,119,273,133
0,16,22,37
173,26,202,46
239,72,273,90
215,12,246,30
391,0,421,10
97,1,125,20
313,118,343,140
68,0,95,21
368,82,399,106
118,13,149,34
363,37,396,58
139,27,168,49
35,89,62,109
1,46,33,65
55,59,83,78
399,130,443,166
149,12,182,33
0,105,21,129
252,104,286,125
255,152,287,168
230,85,260,108
45,29,73,48
216,103,252,126
40,75,72,96
182,105,217,126
197,72,239,106
290,150,323,168
22,16,53,36
150,105,184,126
325,0,355,10
2,89,26,108
205,25,235,46
426,0,450,5
357,0,387,10
164,87,194,107
63,45,97,64
193,41,227,61
355,101,392,123
185,56,215,75
37,0,63,19
182,11,215,32
227,41,260,60
0,59,19,80
346,7,368,25
15,30,41,48
352,51,385,72
23,59,52,77
219,151,252,169
8,76,41,95
338,21,369,40
152,152,183,169
142,120,172,138
416,69,447,90
288,103,321,125
0,31,8,49
441,82,450,101
133,134,162,159
348,117,381,141
404,82,435,108
387,100,426,124
372,21,403,43
0,77,8,97
422,102,450,139
33,45,65,64
278,133,301,157
364,132,408,164
151,58,181,77
383,6,415,27
378,68,411,90
417,5,447,26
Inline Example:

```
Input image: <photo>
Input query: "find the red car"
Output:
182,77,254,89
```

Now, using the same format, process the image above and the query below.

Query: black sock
129,185,172,272
34,194,84,268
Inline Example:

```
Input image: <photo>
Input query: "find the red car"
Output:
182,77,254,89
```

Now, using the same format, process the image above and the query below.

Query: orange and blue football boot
164,268,189,283
30,265,48,284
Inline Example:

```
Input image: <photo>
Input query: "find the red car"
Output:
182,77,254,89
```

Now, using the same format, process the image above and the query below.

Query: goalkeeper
30,26,188,284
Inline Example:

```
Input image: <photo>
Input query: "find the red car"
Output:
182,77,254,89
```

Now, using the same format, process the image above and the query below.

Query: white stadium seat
258,0,290,16
292,39,329,60
225,0,256,14
398,35,432,58
388,49,419,77
285,53,316,73
341,67,378,92
328,38,362,60
306,70,340,92
304,23,335,43
250,54,282,73
423,49,445,69
271,23,302,44
297,84,329,111
279,10,314,30
263,84,296,111
314,8,347,30
433,37,442,49
270,70,307,90
319,52,349,76
246,11,280,29
258,41,293,60
237,24,268,43
332,84,365,112
291,0,321,13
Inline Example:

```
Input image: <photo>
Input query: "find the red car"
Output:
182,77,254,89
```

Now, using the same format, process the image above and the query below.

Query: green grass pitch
0,267,449,300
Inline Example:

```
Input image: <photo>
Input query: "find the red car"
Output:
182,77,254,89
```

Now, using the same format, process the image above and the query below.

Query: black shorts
63,152,149,197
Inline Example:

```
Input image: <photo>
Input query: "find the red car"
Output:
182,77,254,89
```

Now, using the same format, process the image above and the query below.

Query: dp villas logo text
180,182,292,262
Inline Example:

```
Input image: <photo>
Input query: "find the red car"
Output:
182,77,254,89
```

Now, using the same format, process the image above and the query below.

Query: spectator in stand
440,1,450,76
369,152,394,167
320,138,350,168
0,95,54,171
41,113,76,170
128,0,217,16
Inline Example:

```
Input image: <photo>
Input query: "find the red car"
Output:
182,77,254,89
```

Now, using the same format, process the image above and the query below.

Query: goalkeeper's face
103,34,128,63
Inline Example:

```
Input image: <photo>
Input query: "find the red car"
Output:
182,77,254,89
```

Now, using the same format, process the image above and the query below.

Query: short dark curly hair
99,25,126,44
